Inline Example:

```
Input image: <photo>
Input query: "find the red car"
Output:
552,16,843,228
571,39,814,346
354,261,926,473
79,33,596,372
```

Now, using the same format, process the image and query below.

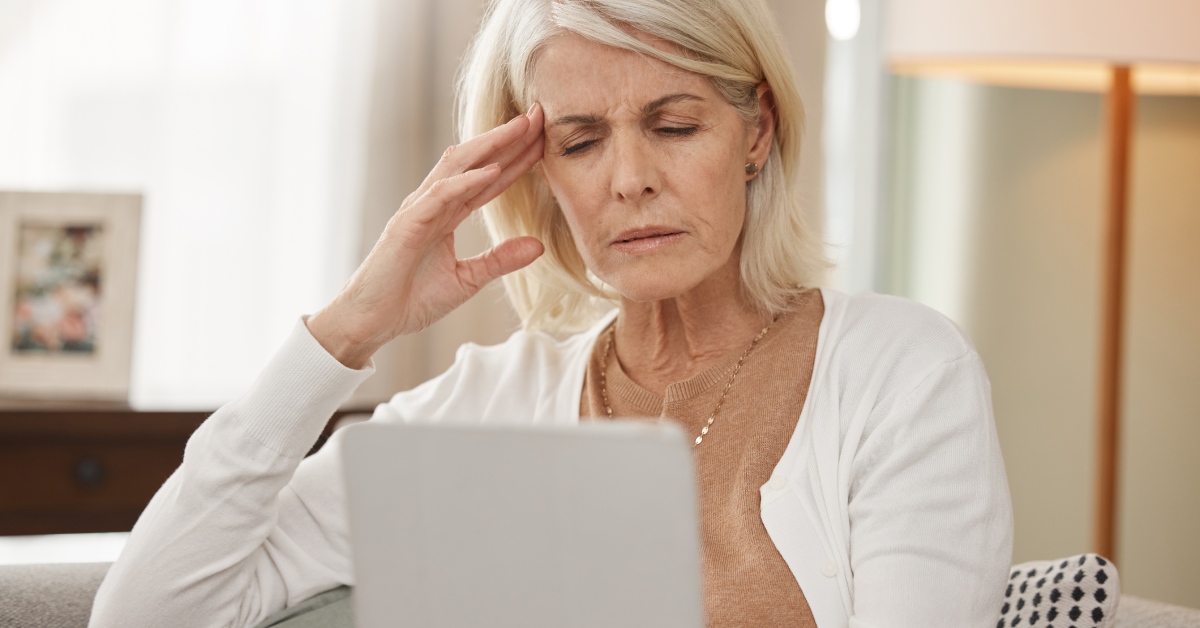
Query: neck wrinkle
612,259,770,393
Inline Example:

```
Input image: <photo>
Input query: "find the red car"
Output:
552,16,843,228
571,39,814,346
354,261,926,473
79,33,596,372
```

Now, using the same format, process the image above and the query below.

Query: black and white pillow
997,553,1120,627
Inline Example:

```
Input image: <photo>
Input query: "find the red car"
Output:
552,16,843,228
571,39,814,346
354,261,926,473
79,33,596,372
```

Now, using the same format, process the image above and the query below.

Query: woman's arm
90,107,547,628
90,319,371,628
847,352,1013,628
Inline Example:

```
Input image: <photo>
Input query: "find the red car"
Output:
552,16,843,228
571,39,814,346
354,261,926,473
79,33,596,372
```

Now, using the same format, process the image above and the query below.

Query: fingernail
526,102,535,115
486,162,500,171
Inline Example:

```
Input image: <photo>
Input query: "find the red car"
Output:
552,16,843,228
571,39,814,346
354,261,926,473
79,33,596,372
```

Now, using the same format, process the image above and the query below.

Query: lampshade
886,0,1200,94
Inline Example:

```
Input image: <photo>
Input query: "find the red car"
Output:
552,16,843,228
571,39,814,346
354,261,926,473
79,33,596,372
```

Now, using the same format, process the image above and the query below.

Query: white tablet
341,420,704,628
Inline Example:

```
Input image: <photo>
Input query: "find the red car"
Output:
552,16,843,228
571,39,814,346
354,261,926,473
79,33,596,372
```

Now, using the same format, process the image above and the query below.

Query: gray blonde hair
458,0,827,332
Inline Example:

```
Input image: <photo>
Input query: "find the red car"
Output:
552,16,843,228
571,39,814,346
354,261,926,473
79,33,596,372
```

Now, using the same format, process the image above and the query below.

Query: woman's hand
307,105,546,368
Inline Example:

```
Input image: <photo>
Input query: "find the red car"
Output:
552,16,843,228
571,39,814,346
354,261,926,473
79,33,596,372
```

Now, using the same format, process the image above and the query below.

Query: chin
603,269,704,303
594,247,733,303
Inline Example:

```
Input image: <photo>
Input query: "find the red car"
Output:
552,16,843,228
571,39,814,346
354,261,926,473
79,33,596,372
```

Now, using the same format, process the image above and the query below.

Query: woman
91,0,1012,626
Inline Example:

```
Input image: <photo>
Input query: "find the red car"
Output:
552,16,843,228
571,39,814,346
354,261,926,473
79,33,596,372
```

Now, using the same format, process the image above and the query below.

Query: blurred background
0,0,1196,610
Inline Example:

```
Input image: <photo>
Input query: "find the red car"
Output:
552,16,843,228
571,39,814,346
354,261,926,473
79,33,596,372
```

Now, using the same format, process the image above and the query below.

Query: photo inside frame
10,221,105,356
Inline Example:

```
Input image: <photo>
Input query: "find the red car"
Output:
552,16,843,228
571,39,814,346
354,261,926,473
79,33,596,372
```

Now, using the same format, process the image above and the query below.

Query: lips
612,226,683,244
610,226,685,253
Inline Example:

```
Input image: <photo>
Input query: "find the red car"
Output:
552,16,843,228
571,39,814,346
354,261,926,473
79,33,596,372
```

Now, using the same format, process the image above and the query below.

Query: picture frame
0,192,141,401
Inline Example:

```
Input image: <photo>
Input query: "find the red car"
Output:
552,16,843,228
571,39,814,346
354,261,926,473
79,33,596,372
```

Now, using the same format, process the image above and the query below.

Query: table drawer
0,444,182,510
0,408,354,535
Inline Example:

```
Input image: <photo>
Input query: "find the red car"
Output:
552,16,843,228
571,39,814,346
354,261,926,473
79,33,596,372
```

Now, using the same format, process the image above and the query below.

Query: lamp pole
1095,65,1133,562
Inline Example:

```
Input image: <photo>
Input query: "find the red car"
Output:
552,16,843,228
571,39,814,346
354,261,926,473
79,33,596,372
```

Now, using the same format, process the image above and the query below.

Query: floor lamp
884,0,1200,561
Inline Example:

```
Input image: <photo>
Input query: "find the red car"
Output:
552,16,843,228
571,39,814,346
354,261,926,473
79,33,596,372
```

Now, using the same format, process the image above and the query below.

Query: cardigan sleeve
846,352,1013,628
89,319,375,628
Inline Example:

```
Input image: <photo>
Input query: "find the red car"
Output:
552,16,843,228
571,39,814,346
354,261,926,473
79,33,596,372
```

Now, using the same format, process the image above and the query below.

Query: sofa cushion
0,562,110,628
1000,554,1120,627
2,559,1197,628
1115,595,1200,628
252,585,353,628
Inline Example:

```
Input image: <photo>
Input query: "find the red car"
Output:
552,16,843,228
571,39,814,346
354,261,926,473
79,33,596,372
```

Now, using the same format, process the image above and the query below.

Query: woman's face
531,32,771,303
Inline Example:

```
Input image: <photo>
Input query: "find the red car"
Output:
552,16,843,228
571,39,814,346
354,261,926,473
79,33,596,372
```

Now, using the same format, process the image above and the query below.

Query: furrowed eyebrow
549,114,601,129
547,93,706,129
642,92,705,115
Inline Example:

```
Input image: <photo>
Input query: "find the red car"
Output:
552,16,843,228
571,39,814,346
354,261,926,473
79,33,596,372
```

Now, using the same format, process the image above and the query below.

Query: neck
613,257,771,396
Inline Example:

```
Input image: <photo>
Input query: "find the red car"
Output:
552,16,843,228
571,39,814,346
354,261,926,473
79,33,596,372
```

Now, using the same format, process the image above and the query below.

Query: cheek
540,162,581,215
538,162,604,251
663,139,748,236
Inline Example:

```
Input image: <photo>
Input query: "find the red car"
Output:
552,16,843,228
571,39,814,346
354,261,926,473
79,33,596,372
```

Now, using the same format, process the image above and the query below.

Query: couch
2,562,1199,627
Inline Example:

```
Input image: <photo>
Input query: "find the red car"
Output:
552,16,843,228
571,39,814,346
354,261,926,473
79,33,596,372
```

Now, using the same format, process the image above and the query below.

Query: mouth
610,226,685,253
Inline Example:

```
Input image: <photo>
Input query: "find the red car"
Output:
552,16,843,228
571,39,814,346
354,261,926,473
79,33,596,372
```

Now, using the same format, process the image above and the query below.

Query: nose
608,132,661,204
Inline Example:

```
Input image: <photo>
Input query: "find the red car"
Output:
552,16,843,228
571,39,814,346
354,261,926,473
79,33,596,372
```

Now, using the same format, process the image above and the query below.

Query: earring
745,163,759,175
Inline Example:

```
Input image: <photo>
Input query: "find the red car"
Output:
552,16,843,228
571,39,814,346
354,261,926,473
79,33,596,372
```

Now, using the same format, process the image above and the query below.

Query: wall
1119,95,1200,607
889,76,1200,607
823,0,888,295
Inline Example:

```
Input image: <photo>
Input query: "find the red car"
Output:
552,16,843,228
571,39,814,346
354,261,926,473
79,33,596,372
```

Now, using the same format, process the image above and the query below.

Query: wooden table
0,403,363,536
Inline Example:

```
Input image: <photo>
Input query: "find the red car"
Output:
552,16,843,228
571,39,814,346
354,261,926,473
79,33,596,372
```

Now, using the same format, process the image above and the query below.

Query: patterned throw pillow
997,553,1120,627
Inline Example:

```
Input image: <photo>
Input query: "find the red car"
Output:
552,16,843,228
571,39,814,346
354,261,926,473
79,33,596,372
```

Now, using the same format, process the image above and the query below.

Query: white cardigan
90,288,1013,628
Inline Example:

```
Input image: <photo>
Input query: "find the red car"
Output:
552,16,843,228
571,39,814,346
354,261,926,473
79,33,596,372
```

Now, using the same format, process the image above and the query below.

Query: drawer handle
74,457,107,489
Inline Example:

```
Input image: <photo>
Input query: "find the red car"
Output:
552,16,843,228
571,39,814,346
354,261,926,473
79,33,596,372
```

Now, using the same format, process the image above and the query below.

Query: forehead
529,32,718,115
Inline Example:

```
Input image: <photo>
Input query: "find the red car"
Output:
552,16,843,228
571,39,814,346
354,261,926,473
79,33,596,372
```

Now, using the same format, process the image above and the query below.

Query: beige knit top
579,288,824,627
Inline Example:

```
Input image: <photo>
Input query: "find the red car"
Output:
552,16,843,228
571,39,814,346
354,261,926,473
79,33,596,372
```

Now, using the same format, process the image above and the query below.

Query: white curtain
0,0,378,407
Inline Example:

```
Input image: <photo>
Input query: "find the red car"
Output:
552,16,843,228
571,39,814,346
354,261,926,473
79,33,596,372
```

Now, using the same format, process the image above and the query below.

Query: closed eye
561,126,699,156
562,139,598,156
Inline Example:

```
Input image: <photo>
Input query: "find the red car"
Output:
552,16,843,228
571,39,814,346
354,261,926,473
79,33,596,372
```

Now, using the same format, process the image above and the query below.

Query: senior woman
91,0,1012,626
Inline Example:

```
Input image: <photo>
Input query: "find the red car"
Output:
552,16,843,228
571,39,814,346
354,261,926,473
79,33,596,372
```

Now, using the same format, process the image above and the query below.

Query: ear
745,81,775,180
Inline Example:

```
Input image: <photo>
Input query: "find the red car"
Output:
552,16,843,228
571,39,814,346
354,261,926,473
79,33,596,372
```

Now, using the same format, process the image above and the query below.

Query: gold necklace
598,319,774,447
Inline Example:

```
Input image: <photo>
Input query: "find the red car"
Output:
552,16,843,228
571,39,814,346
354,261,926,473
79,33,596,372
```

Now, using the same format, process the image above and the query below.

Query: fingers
456,236,545,294
398,103,544,248
481,108,544,172
458,133,545,220
419,104,544,197
408,163,502,230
